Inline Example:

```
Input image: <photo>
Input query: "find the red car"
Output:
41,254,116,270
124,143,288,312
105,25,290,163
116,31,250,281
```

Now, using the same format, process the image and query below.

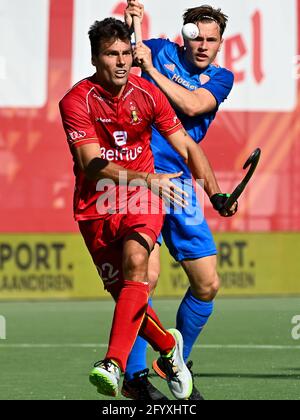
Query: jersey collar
89,74,132,103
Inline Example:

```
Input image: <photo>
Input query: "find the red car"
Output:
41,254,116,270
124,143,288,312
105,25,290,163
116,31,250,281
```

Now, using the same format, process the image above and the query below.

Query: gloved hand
210,193,238,217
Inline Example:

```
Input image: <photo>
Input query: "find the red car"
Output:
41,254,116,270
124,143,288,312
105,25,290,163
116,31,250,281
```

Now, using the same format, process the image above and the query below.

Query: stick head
243,148,261,170
223,147,262,212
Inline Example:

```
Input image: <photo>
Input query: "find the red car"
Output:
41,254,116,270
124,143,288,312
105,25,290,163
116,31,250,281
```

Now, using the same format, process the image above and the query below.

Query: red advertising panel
0,0,299,233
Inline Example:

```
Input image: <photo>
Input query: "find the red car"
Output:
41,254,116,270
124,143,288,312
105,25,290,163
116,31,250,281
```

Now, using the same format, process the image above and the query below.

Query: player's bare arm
133,42,217,116
165,128,221,198
126,1,217,117
165,127,237,215
75,142,188,208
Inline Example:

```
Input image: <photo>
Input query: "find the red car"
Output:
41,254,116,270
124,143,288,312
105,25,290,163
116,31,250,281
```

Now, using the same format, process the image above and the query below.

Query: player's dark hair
183,5,228,37
88,18,132,56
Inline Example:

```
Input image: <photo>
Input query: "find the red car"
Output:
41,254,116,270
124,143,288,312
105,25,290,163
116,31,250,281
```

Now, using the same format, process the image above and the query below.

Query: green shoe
89,359,120,397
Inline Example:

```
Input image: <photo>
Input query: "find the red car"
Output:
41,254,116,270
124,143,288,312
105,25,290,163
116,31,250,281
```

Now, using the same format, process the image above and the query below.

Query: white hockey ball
182,23,199,40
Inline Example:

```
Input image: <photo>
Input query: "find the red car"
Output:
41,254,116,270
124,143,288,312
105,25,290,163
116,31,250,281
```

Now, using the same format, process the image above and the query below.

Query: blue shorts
157,178,217,262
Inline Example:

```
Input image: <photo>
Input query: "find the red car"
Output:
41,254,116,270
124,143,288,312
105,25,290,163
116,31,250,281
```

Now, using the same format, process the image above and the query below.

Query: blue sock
176,288,214,362
125,298,152,381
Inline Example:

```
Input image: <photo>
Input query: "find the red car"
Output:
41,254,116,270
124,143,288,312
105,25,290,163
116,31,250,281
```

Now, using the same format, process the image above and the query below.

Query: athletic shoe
89,359,120,397
153,356,204,400
121,368,169,400
186,360,205,400
158,328,193,400
152,356,167,380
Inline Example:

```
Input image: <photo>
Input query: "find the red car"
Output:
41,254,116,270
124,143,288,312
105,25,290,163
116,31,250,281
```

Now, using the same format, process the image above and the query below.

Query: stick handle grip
223,184,245,211
133,16,142,44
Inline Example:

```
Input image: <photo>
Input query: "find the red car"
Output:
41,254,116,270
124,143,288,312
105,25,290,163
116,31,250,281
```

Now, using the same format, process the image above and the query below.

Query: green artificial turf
0,297,299,400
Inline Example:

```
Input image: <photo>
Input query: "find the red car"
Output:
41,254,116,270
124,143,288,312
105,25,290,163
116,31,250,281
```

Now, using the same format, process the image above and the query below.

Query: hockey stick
223,148,261,211
133,15,142,44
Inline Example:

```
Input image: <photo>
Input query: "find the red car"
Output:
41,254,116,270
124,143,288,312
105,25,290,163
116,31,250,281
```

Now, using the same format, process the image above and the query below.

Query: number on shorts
96,263,119,286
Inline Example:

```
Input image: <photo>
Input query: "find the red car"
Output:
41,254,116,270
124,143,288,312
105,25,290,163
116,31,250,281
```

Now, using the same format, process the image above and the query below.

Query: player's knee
124,252,148,274
193,271,220,301
208,272,220,299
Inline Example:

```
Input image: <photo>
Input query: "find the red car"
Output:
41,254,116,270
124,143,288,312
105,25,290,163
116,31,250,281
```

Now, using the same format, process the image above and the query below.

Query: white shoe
160,328,193,399
89,359,120,397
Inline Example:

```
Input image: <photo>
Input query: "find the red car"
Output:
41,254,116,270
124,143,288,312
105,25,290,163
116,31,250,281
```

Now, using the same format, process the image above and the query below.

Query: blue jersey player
122,1,237,400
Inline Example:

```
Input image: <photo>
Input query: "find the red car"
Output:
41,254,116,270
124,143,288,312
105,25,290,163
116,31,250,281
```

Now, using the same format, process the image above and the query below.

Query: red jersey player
59,18,222,399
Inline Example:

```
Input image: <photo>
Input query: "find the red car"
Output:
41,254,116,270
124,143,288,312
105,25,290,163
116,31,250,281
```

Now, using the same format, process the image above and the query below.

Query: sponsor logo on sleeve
164,63,176,73
200,74,211,85
68,131,87,141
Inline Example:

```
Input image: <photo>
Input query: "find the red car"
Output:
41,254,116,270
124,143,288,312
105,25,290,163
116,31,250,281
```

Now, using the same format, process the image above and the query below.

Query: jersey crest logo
129,103,142,125
199,74,211,85
164,63,175,73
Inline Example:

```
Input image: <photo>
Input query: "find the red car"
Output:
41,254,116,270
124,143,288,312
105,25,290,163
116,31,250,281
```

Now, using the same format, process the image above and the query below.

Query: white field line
0,343,300,350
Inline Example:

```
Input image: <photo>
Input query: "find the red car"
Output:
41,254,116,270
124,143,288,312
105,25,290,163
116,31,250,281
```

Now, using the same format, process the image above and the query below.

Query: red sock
139,305,175,354
105,281,149,372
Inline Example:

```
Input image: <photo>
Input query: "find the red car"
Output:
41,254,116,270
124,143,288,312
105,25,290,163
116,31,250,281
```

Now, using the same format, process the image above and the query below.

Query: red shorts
79,211,164,299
